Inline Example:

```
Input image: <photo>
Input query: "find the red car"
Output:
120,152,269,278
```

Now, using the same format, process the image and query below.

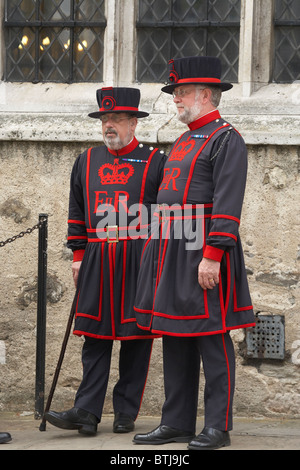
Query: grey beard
103,133,123,150
177,102,202,124
103,126,133,151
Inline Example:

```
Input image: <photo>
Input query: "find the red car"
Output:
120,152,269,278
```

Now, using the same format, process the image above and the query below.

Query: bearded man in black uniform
45,87,166,436
133,57,255,449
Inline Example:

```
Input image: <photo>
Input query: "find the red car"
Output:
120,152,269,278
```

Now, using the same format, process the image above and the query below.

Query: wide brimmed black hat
88,87,149,119
161,56,233,94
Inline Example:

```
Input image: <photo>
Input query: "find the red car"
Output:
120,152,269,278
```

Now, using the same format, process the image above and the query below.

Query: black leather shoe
0,432,12,444
113,413,135,433
188,427,231,450
44,407,98,435
133,425,194,445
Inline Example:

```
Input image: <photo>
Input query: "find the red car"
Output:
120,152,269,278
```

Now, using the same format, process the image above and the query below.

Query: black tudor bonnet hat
161,56,233,94
88,87,149,119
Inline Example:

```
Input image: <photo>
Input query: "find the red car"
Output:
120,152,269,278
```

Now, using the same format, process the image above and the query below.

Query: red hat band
175,77,222,85
162,56,233,94
89,87,149,119
99,105,139,113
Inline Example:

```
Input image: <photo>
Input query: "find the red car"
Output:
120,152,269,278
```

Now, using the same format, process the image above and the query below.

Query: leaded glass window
273,0,300,83
136,0,241,83
4,0,106,83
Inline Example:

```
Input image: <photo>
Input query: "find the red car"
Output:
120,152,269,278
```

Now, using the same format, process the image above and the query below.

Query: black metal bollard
34,214,48,419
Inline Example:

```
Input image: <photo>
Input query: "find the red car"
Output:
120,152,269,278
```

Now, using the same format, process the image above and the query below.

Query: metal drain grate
246,315,285,360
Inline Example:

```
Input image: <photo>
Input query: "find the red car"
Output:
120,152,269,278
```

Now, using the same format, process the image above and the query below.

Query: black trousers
160,333,235,434
74,337,153,421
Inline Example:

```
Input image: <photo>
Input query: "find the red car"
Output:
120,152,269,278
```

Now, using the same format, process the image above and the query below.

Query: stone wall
0,132,299,419
0,0,299,424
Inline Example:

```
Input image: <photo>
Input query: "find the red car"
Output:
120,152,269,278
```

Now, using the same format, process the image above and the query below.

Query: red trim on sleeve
209,231,237,242
73,249,85,262
203,245,224,262
67,236,88,240
211,214,240,225
68,219,86,225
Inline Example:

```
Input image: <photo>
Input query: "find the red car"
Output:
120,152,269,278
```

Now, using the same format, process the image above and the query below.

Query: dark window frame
136,0,241,83
273,0,300,83
4,0,107,83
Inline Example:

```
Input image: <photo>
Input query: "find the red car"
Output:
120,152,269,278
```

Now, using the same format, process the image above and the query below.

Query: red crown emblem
98,159,134,185
168,137,195,162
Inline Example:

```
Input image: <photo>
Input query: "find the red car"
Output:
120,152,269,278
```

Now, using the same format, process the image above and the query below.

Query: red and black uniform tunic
133,109,255,433
134,110,255,336
67,137,166,340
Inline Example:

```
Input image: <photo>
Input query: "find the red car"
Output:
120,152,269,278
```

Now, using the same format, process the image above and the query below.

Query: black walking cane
39,294,77,431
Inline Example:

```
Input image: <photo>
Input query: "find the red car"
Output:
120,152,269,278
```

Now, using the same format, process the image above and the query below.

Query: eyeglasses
172,87,205,98
100,115,132,124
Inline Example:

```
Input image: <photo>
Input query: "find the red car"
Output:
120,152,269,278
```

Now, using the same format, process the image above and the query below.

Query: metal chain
210,130,231,162
0,217,47,248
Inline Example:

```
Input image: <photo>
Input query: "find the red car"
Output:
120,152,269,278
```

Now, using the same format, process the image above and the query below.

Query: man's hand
72,261,82,287
198,258,220,290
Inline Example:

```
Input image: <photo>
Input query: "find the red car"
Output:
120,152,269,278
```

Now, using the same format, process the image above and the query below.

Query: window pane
75,0,106,22
137,0,241,83
40,0,71,21
137,28,169,82
273,27,300,82
171,28,206,58
275,0,300,21
73,28,105,82
6,0,36,21
207,28,240,82
208,0,241,22
138,0,171,23
39,28,71,82
4,0,106,83
273,0,300,82
172,0,207,22
5,27,36,81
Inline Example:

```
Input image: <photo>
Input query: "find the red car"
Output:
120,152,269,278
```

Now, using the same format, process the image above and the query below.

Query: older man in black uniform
133,57,255,449
45,87,166,436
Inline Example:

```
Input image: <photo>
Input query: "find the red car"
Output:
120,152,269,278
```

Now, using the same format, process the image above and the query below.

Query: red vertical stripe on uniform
139,148,158,205
138,148,158,228
224,252,231,317
182,125,229,205
86,147,92,229
121,240,127,323
152,221,164,318
98,242,105,321
109,244,116,337
221,333,231,431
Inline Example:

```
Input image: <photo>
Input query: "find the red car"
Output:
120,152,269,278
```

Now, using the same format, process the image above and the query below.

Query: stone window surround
0,0,299,147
